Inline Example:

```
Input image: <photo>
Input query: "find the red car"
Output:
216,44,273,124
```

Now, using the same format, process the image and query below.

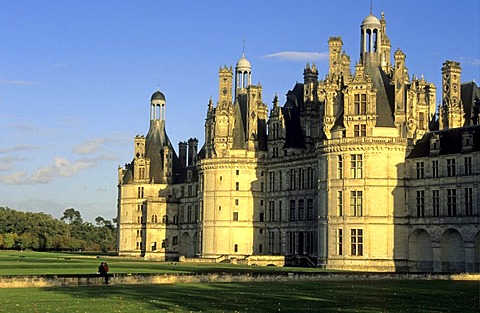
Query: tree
95,216,105,226
60,208,82,225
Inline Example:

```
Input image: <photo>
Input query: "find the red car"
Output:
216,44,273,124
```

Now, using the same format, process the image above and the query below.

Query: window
354,124,366,137
268,231,275,254
350,154,363,179
307,199,314,221
235,199,239,206
416,190,425,217
268,201,275,221
268,172,275,191
432,160,439,178
151,215,158,223
419,112,425,130
290,169,296,190
447,189,457,216
278,201,282,222
236,169,239,175
447,158,456,177
432,190,440,217
416,162,425,179
337,191,343,216
138,167,145,180
289,200,296,221
464,157,472,175
259,244,263,254
465,187,473,216
350,229,363,256
298,199,305,221
336,229,343,255
172,236,178,246
188,185,192,197
235,182,239,191
187,205,192,223
137,187,144,198
234,244,238,252
337,155,343,179
298,168,305,190
307,167,314,189
278,171,283,191
259,212,264,222
162,215,168,224
233,212,239,221
350,191,363,216
354,93,367,114
194,205,199,222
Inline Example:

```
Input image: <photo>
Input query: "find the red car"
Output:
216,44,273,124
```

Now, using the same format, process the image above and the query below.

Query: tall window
446,158,456,177
289,200,296,221
233,212,239,221
298,199,305,221
465,187,473,216
307,167,314,189
350,191,363,216
464,157,472,175
278,171,283,191
350,154,363,179
336,229,343,255
432,190,440,217
447,189,457,216
337,155,343,179
419,112,425,130
138,167,145,180
354,124,367,137
268,231,275,254
307,199,314,221
416,162,425,179
151,215,157,223
187,205,192,223
350,229,363,256
354,94,367,114
235,182,240,191
416,190,425,217
432,160,439,178
268,201,275,221
137,187,144,198
268,172,275,191
337,191,343,216
298,168,305,190
278,200,283,222
290,169,296,190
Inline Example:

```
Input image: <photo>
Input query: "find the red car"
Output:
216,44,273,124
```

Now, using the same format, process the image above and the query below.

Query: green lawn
0,251,478,312
0,251,327,276
0,280,478,312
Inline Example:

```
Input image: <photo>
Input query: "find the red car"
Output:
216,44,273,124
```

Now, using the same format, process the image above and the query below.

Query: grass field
0,251,326,276
0,280,478,312
0,251,479,312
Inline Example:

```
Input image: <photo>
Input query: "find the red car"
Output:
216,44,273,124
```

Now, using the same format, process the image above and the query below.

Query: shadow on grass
40,280,480,312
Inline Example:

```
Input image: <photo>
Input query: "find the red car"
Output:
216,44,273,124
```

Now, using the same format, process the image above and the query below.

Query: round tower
235,53,251,96
150,90,166,121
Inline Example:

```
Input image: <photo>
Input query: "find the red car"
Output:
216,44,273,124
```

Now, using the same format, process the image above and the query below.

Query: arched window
151,215,157,223
162,215,169,224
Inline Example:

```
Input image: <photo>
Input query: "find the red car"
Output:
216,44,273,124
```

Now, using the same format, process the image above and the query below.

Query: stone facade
117,11,480,272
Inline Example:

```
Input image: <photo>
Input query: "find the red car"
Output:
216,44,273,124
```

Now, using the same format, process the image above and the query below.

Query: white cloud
0,156,113,185
262,51,329,62
72,136,129,155
0,144,40,154
0,80,36,85
457,56,480,66
0,156,27,171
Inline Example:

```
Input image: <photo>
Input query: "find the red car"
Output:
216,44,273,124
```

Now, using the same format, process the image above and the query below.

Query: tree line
0,207,116,252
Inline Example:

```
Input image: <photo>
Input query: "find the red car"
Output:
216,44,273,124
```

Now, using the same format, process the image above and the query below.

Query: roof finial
370,0,373,14
242,38,245,57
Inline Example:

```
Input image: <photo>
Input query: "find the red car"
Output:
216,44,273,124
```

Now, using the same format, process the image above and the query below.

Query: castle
117,11,480,272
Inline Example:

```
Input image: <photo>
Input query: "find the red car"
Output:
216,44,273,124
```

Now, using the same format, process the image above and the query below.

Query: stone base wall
1,272,479,288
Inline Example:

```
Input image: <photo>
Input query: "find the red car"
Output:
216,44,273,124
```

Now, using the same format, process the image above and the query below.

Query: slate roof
365,64,395,127
461,81,480,126
282,83,306,149
407,125,480,159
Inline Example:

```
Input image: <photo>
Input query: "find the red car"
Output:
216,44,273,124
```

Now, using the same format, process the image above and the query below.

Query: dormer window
354,93,367,115
462,132,473,152
429,134,440,156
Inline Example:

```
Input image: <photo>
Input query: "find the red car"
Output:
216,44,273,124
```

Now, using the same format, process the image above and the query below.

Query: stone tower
439,60,464,129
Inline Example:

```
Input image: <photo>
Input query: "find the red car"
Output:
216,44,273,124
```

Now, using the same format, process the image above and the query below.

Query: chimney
187,138,198,166
178,141,187,168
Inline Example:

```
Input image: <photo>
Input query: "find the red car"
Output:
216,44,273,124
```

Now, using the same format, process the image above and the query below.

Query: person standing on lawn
98,262,109,284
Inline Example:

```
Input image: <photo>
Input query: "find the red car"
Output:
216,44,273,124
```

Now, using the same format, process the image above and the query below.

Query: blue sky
0,1,479,222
